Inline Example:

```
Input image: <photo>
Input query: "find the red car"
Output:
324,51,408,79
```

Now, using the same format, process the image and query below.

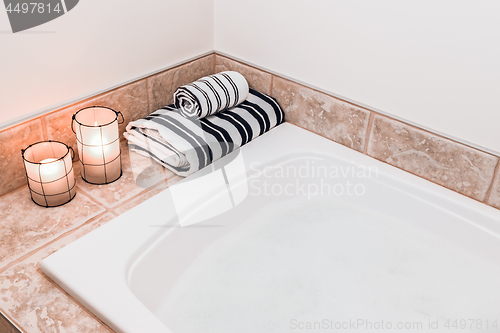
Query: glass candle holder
22,140,77,207
72,106,124,185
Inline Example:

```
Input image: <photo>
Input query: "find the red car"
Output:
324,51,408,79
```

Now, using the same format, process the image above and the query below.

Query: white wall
214,0,500,153
0,0,214,129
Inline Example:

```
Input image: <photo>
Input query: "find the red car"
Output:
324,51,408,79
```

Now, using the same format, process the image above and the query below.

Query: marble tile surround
0,54,215,198
225,55,500,207
1,51,499,206
44,80,149,159
215,55,273,95
0,213,117,333
1,51,500,332
367,115,498,201
272,76,370,152
74,141,170,209
148,54,215,113
0,54,211,332
0,119,44,197
486,170,500,209
0,139,182,332
0,186,104,270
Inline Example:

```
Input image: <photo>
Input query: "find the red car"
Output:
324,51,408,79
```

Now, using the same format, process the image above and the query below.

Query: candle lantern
72,106,124,184
21,141,77,207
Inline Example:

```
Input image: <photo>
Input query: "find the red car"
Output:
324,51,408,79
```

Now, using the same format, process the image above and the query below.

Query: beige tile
43,107,78,162
0,119,45,197
128,148,176,189
44,55,215,154
147,67,176,112
172,54,215,92
0,213,115,333
44,79,149,146
147,54,215,113
367,115,498,201
215,55,273,95
486,168,500,209
113,176,182,216
272,76,370,151
0,186,105,270
75,141,169,208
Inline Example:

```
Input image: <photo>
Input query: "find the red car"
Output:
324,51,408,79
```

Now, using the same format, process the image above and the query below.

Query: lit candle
40,158,63,179
72,106,123,184
22,141,76,207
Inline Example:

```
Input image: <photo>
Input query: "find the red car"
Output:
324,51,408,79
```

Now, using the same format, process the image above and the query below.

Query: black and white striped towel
173,71,249,119
124,89,285,177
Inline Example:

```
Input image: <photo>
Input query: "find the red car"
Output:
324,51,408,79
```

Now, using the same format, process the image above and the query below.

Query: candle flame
40,158,64,179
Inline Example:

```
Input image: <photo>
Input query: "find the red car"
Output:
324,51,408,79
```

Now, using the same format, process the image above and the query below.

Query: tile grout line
375,111,500,158
362,112,375,155
74,183,111,208
484,158,500,204
286,122,364,152
0,185,26,201
367,114,499,205
286,120,496,209
109,181,163,212
145,77,150,114
216,53,382,116
0,210,110,275
39,116,49,141
39,270,115,332
368,154,494,207
103,175,179,216
269,75,274,96
213,51,216,73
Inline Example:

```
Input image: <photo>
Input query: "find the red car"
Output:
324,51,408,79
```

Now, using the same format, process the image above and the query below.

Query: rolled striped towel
173,71,249,119
124,89,284,177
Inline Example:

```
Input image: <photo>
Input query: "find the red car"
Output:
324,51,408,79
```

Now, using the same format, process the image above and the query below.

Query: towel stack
125,71,285,177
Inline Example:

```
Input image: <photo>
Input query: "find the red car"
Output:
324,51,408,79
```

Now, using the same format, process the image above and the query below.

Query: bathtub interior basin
41,123,500,333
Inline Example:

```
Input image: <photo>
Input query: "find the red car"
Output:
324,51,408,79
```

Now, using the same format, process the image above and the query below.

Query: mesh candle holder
21,140,77,207
72,106,124,185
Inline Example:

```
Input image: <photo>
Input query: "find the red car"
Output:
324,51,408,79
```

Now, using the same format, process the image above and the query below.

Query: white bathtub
41,123,500,333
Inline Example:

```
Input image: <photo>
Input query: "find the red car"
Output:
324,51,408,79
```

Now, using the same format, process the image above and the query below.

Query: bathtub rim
40,122,500,333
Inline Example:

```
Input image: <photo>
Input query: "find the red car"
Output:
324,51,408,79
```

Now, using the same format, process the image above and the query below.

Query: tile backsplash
214,54,500,210
215,56,273,95
272,76,370,152
0,54,215,197
367,115,497,201
0,119,45,196
1,51,499,211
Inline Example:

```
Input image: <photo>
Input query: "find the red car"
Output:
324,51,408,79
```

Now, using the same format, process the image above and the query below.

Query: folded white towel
125,89,284,177
173,71,249,119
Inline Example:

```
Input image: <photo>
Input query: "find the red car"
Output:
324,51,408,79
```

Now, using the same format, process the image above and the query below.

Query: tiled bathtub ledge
0,50,500,332
0,143,182,332
0,52,213,333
